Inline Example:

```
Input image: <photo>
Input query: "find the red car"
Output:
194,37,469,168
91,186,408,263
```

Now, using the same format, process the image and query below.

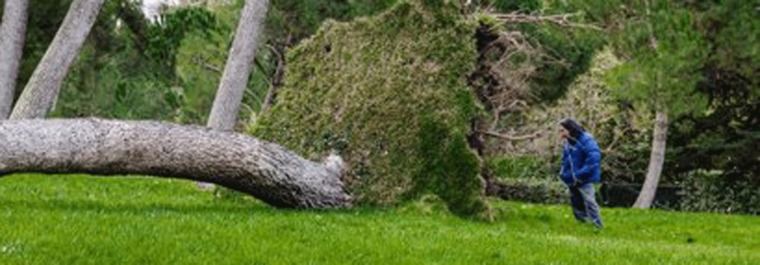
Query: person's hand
572,180,581,188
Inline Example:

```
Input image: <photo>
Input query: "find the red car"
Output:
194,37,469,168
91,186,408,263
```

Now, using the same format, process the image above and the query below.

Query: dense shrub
487,155,551,180
490,178,568,204
679,171,760,215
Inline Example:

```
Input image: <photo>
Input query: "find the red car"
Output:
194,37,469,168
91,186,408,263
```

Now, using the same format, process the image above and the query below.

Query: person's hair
559,118,586,140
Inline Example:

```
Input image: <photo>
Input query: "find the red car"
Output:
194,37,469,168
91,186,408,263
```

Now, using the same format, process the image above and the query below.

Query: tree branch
192,55,223,73
494,12,602,30
261,44,284,113
477,130,541,141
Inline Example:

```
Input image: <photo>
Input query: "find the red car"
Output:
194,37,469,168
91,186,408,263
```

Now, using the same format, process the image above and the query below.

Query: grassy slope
0,174,758,264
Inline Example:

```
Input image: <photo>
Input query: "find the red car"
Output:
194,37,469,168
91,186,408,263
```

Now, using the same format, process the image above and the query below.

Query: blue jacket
560,132,602,186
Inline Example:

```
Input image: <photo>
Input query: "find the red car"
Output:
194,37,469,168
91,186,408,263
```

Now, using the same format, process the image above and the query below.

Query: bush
490,178,568,204
487,155,552,179
679,171,760,215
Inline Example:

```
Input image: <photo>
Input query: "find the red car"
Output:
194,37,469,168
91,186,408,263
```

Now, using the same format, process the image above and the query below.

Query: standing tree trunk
207,0,270,131
9,0,105,119
200,0,269,189
633,110,668,209
0,0,29,119
0,118,352,208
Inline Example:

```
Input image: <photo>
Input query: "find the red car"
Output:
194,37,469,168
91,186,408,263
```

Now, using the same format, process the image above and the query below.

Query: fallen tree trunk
0,118,351,208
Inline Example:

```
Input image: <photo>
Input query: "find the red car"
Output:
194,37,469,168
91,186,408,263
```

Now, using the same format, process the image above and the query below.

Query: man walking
559,118,603,229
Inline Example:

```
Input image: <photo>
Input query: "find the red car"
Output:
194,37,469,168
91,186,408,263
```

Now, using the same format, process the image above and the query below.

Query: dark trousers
568,183,603,228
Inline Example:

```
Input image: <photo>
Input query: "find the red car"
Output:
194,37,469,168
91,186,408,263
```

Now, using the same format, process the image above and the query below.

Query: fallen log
0,118,351,208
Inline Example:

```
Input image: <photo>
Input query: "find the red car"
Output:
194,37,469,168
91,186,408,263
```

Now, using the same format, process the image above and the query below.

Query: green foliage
488,1,610,101
396,194,451,216
514,1,608,101
699,0,760,82
267,0,398,45
489,49,654,184
251,0,487,215
173,1,274,125
2,174,760,264
486,0,541,12
492,177,568,204
542,0,629,27
667,105,760,184
661,0,760,184
145,7,220,70
49,1,269,124
680,171,760,215
52,0,181,119
528,26,605,101
470,1,609,102
606,1,709,116
487,155,549,179
46,0,395,124
540,0,758,203
49,4,221,120
415,118,489,218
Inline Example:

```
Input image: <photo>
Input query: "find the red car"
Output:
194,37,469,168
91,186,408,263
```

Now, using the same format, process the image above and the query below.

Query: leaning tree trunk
9,0,105,119
207,0,270,131
633,110,668,209
0,0,29,118
200,0,269,189
0,118,352,208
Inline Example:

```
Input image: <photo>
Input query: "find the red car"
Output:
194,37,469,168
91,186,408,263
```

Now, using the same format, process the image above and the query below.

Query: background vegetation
6,0,758,214
1,1,758,263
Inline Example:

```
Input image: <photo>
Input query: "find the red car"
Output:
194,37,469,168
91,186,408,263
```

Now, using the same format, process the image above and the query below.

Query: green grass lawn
1,174,758,264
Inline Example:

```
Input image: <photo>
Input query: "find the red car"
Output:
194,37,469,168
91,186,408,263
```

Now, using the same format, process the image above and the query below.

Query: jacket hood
560,118,586,140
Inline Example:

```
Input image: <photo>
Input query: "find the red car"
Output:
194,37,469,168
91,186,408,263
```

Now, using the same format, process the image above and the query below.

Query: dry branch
477,130,541,141
494,12,602,30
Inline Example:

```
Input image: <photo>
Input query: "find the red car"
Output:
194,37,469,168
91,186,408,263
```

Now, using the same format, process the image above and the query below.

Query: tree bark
9,0,105,119
0,0,29,119
207,0,270,131
0,118,352,208
633,110,668,209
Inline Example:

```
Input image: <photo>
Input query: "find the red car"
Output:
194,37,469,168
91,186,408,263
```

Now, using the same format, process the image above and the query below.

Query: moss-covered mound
251,0,488,216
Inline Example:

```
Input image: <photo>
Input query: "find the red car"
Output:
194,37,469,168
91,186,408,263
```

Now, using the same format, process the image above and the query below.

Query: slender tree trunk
0,118,352,208
9,0,105,119
0,0,29,119
200,0,269,189
633,110,668,209
207,0,270,131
